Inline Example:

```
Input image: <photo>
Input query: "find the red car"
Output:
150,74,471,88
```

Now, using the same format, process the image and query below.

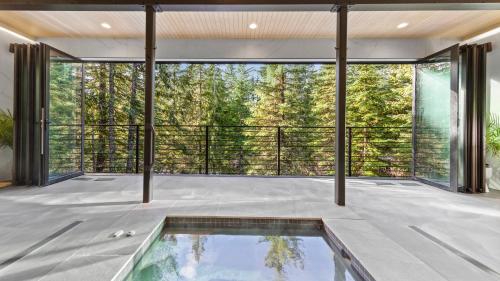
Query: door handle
151,126,155,165
40,108,45,155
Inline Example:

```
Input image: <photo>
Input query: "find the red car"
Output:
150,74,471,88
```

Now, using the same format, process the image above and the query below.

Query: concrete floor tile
1,175,499,281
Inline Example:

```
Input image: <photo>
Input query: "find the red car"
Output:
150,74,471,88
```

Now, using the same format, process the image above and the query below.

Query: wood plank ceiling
0,10,499,40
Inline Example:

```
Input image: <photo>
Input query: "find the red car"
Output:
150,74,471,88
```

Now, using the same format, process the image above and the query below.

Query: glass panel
47,49,83,181
415,51,452,186
458,55,466,189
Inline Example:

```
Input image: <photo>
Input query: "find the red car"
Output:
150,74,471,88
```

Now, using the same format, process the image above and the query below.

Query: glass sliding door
414,45,459,190
41,44,84,185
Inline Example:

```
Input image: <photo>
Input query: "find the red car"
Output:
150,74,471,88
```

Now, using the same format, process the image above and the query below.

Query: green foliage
0,109,13,149
347,64,413,176
487,113,500,158
48,61,83,177
82,63,413,176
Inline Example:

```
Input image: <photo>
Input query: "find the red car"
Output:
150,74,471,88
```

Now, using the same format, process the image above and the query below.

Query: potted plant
0,109,13,150
0,109,13,187
486,113,500,192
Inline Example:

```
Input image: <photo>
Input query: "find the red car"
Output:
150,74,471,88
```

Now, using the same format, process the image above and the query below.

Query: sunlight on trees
78,63,413,176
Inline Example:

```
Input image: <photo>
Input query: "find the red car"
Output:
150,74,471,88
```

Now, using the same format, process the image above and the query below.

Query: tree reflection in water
259,236,305,281
190,234,208,262
333,253,346,281
127,232,360,281
157,234,181,278
126,234,181,281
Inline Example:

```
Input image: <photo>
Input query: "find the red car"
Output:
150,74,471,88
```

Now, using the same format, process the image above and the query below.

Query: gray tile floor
0,175,499,281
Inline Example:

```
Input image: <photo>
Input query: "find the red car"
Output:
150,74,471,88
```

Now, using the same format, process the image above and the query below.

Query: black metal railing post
348,126,352,177
135,125,140,174
91,128,96,173
76,124,413,178
277,126,281,176
205,125,209,175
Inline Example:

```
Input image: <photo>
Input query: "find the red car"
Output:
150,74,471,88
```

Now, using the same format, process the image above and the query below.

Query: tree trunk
279,68,286,124
126,63,139,173
198,66,203,174
108,64,116,172
96,64,108,172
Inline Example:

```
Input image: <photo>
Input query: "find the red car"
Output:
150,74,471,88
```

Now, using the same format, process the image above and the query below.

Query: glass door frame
40,43,85,186
413,44,460,191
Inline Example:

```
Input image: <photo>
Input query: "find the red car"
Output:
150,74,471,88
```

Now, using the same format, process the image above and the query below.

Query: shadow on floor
52,201,141,208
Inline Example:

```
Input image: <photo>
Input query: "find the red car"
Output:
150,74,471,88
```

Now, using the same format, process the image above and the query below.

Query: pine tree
281,64,317,175
80,62,413,178
96,63,108,172
246,65,288,175
346,64,413,176
311,64,336,175
126,63,142,173
47,61,82,176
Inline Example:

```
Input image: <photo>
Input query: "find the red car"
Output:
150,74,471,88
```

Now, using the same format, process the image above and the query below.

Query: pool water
124,226,362,281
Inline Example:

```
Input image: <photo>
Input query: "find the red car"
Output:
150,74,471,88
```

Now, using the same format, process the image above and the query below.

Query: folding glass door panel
414,45,459,190
41,45,84,185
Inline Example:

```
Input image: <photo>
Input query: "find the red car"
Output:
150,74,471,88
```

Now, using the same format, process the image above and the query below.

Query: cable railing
48,124,83,176
85,124,143,173
76,124,413,177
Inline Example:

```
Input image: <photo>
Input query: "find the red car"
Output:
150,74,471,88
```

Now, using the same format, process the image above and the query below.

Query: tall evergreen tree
96,63,108,172
126,63,141,173
311,64,336,175
81,62,413,177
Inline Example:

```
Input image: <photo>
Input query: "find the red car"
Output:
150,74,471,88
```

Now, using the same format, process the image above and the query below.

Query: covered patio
0,0,500,280
0,176,499,281
4,1,499,203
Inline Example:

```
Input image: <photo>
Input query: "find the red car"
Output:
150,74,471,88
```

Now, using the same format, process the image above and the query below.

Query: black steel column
143,5,156,203
347,127,352,177
335,3,348,206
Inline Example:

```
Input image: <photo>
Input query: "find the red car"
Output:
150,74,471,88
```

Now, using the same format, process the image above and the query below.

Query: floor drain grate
375,182,394,186
400,183,421,187
72,177,93,181
94,178,116,182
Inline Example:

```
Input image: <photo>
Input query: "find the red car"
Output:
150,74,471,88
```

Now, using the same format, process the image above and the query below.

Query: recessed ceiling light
101,22,112,29
397,22,409,29
249,23,258,30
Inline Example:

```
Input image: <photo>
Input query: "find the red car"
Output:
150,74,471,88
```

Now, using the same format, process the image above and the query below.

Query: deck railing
79,125,413,177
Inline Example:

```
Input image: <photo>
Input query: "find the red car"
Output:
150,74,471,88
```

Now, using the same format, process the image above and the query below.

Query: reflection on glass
415,53,452,186
48,49,82,181
125,228,361,281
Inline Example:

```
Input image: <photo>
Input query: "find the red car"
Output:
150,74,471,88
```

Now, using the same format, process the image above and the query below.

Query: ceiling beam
1,0,500,11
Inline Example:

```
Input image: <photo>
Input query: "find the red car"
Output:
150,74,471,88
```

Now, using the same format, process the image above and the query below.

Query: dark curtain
11,43,43,186
460,43,490,193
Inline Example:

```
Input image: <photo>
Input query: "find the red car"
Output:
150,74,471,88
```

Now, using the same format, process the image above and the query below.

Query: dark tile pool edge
164,216,323,230
110,218,165,281
111,216,375,281
322,220,376,281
